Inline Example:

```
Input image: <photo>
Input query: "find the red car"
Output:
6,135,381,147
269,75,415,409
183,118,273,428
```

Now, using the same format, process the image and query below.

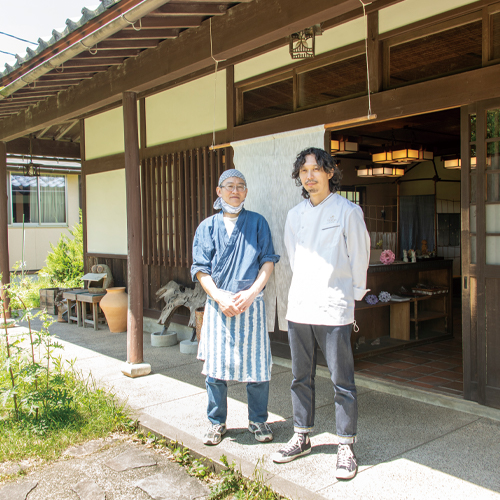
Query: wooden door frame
463,97,500,407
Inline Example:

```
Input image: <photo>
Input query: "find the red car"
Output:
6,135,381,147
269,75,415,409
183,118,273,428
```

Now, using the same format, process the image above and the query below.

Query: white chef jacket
284,192,370,326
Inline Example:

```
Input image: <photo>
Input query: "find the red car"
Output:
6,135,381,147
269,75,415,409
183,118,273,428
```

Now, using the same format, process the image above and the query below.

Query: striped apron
197,291,272,382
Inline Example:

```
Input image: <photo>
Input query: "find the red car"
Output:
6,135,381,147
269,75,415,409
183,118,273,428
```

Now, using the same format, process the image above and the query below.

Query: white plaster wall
234,17,366,83
84,106,125,160
8,174,80,271
379,0,477,34
145,71,227,147
86,169,127,255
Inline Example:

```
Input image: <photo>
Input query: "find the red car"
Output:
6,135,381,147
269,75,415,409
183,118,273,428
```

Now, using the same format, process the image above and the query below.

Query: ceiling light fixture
331,138,359,155
356,165,405,178
443,156,478,169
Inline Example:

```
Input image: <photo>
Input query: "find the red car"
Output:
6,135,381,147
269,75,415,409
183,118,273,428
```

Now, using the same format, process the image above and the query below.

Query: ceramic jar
100,287,128,333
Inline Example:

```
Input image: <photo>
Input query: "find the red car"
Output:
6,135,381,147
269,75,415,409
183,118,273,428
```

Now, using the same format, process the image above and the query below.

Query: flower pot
151,330,178,347
100,287,128,333
369,248,383,264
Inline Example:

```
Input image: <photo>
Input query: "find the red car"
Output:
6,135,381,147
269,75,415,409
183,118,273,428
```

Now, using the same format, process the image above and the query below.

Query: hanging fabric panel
399,194,435,257
232,125,325,332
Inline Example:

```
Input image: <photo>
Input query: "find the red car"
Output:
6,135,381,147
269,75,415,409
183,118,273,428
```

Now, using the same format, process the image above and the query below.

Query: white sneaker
248,421,273,442
203,423,227,446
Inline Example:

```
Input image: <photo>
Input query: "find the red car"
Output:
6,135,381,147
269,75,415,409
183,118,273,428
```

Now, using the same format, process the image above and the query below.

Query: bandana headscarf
213,169,247,214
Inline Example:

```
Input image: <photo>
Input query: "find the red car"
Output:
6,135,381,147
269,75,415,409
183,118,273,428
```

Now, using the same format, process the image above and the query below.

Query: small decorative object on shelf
380,249,395,265
403,250,408,262
378,291,391,302
365,294,379,305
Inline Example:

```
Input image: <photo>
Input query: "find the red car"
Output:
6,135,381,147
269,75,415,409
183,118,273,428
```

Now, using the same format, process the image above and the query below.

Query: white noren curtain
232,125,325,331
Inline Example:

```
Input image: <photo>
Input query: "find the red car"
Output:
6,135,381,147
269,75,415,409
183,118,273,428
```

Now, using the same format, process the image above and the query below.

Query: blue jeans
206,376,269,425
288,322,357,444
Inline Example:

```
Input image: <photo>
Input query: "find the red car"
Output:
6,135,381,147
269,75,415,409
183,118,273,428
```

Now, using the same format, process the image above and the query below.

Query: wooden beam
151,4,229,16
38,74,94,81
109,28,180,39
122,91,145,365
135,16,205,28
36,126,52,139
232,63,500,141
61,58,126,67
0,0,364,141
0,141,10,318
96,39,160,49
77,49,142,59
55,120,79,141
6,137,80,157
83,152,124,174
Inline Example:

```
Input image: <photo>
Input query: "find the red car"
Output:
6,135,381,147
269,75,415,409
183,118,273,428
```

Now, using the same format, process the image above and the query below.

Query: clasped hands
215,288,257,318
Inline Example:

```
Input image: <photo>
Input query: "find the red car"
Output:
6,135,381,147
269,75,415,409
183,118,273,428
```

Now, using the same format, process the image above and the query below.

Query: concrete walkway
7,317,500,500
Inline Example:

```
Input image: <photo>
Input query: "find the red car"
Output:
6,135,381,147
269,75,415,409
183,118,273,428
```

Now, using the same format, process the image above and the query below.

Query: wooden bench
76,292,106,331
61,290,86,326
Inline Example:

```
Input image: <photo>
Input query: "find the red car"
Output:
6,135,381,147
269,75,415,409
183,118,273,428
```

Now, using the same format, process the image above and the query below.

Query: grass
0,365,133,469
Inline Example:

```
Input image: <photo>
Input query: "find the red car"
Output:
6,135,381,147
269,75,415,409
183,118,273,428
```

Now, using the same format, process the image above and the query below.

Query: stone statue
156,281,206,330
403,250,408,263
88,264,114,292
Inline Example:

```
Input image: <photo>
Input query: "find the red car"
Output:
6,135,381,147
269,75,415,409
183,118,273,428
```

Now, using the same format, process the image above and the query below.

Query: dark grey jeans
288,322,357,444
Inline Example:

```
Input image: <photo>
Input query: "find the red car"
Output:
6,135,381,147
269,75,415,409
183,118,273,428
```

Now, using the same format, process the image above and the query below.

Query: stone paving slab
136,472,209,500
0,480,38,500
65,440,106,457
72,478,106,500
104,448,157,472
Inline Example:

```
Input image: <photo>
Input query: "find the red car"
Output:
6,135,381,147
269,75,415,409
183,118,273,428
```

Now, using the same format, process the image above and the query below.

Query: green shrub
38,210,83,288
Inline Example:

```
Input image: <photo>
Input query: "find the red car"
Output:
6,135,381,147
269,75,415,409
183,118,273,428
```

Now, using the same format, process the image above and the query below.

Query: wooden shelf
410,311,447,322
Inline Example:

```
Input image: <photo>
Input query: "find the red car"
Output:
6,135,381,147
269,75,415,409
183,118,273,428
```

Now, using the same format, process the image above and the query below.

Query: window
298,54,366,109
338,186,363,205
242,78,293,124
10,174,67,225
387,20,482,88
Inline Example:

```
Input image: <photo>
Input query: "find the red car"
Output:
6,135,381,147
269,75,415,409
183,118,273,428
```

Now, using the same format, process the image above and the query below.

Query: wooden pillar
0,142,10,319
122,92,149,376
367,12,383,94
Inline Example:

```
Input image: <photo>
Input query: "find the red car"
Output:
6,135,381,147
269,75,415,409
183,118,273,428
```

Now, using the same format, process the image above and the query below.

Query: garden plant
0,274,131,475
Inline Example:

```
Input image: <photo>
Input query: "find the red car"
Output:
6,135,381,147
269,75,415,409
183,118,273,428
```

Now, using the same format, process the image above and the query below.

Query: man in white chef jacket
272,147,370,480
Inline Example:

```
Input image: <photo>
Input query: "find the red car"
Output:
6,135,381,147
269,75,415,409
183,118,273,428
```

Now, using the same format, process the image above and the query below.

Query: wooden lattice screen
141,147,229,268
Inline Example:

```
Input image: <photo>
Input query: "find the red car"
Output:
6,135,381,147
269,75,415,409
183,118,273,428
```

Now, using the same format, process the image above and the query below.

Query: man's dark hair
292,147,342,199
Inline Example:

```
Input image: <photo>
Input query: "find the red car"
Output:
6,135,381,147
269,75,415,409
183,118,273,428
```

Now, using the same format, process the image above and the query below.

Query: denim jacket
191,209,280,294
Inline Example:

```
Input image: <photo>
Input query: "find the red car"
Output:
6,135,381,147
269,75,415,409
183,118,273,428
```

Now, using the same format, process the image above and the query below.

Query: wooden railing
141,146,229,268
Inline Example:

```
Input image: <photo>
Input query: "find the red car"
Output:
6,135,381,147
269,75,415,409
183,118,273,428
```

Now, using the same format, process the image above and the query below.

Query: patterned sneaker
248,421,273,442
203,423,227,446
271,433,311,463
336,443,358,480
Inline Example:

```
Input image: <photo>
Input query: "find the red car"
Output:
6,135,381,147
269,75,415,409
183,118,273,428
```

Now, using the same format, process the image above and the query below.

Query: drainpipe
0,142,10,319
0,0,171,100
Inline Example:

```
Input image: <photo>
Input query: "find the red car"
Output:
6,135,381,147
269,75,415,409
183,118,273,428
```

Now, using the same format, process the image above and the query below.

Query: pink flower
380,249,395,265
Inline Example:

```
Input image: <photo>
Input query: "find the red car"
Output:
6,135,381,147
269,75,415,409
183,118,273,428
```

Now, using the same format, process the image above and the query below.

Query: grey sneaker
336,443,358,480
248,421,273,442
271,433,311,463
203,423,227,446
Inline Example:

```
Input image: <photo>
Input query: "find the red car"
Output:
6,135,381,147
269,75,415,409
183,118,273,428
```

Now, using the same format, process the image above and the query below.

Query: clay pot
100,287,128,333
195,308,204,342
